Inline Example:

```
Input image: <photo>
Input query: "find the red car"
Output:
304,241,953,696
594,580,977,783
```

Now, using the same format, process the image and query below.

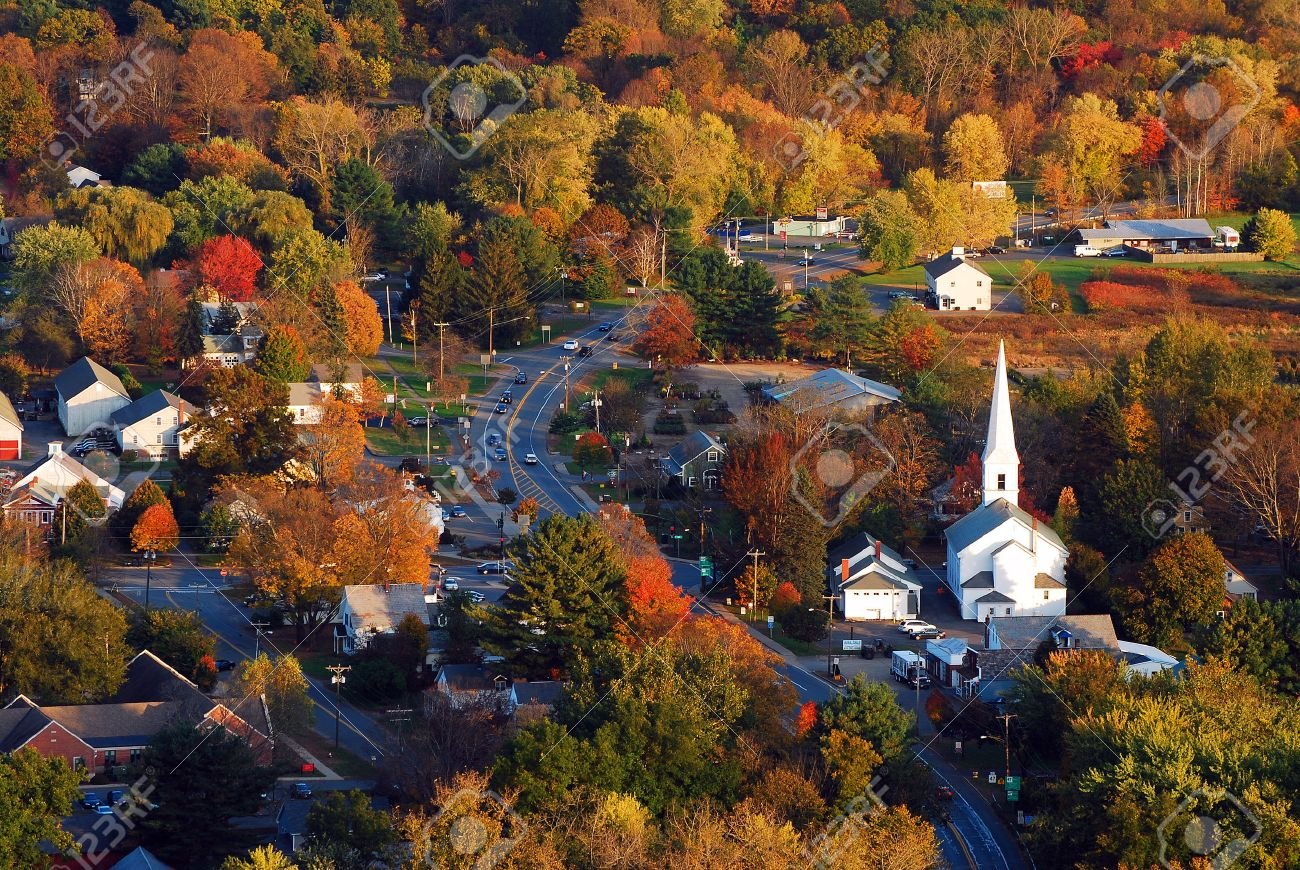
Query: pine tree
774,504,830,606
416,247,461,342
456,232,534,349
315,283,348,359
176,297,206,363
253,325,310,383
480,515,627,679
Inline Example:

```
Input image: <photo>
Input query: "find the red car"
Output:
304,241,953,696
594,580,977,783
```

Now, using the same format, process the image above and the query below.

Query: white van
1074,245,1102,257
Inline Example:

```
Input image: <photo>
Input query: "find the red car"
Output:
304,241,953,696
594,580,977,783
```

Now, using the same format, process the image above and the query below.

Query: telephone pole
408,301,420,364
432,322,449,381
592,389,600,432
996,713,1017,779
326,664,351,749
696,506,712,557
251,621,270,659
821,593,838,678
746,549,766,621
487,308,495,362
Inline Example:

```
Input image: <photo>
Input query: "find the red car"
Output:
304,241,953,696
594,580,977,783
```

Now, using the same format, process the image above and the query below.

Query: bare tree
382,691,507,800
1221,422,1300,574
745,29,816,119
625,226,660,289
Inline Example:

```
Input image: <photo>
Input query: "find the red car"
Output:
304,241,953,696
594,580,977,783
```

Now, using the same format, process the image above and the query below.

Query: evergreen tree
774,505,830,605
113,478,169,539
316,283,348,359
415,247,462,341
332,159,400,246
176,297,207,362
480,515,627,679
253,325,310,383
210,299,241,335
456,232,534,349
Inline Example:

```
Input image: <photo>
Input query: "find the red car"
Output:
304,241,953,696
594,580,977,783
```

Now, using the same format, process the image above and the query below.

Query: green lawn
590,296,645,308
365,425,449,457
590,367,654,391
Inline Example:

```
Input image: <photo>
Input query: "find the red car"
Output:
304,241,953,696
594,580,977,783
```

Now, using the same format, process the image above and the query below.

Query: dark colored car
214,659,236,672
984,245,1006,255
108,789,125,805
598,322,613,331
80,793,102,810
514,372,527,384
578,345,593,357
477,561,515,574
911,628,947,640
399,457,423,473
293,782,312,799
449,505,468,518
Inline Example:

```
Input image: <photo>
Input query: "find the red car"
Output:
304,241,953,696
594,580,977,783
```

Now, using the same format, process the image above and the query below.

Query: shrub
549,411,584,434
350,657,405,702
496,488,517,504
653,415,686,435
778,605,829,642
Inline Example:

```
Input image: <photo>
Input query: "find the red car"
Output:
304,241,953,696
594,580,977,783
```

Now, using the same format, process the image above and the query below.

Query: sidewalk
277,734,341,780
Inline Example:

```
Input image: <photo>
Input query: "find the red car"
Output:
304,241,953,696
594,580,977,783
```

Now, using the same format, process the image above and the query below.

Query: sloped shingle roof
0,391,21,430
342,583,429,636
111,390,199,429
53,357,129,402
763,368,901,407
945,498,1066,555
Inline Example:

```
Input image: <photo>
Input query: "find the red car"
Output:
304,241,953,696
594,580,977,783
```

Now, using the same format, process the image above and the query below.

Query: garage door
0,441,18,460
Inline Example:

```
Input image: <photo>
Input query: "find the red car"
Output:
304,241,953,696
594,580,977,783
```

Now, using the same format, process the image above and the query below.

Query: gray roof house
1075,218,1214,250
659,430,725,490
434,664,516,712
828,532,921,621
54,356,131,437
762,368,901,416
111,390,200,458
334,582,430,654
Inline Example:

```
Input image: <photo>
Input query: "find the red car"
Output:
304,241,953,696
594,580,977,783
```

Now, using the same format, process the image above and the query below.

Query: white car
524,453,538,465
897,620,934,634
563,339,579,351
359,272,385,282
442,578,460,591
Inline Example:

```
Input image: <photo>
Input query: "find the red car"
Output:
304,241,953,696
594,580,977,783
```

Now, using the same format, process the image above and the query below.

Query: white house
762,368,901,417
433,664,517,712
0,391,23,460
54,357,132,437
287,364,363,425
943,342,1068,620
924,247,992,311
110,391,199,459
333,582,429,654
828,532,921,621
1,442,125,529
1221,559,1258,615
196,300,262,368
65,165,103,188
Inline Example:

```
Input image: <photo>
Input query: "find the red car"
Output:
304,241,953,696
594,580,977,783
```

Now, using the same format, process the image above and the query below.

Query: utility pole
996,713,1017,779
143,548,155,612
592,389,600,432
821,593,838,678
433,322,449,381
660,235,666,290
746,549,766,621
561,356,571,411
386,707,414,751
696,506,712,558
556,267,566,305
385,284,393,344
326,664,351,749
251,621,270,659
408,301,420,364
487,308,495,362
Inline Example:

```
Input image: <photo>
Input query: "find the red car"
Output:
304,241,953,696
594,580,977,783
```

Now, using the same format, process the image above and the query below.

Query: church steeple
982,340,1019,506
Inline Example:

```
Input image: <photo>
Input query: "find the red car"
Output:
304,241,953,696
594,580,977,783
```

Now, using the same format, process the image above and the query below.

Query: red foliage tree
1136,116,1167,168
950,453,982,513
632,294,698,369
195,235,262,302
899,323,941,372
772,580,802,613
794,701,818,738
596,504,692,644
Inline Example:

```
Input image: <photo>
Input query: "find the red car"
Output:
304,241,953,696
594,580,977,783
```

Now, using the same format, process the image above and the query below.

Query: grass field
364,424,449,457
589,366,654,391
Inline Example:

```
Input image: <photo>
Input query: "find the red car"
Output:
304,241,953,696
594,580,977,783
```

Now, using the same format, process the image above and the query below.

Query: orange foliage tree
131,502,181,552
597,505,690,643
632,294,698,369
335,279,384,356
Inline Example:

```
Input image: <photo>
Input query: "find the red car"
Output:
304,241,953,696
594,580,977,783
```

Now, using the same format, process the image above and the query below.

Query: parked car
984,245,1007,255
887,291,912,300
408,416,428,427
399,457,424,473
578,345,593,357
292,782,312,799
910,627,946,640
359,272,384,283
598,322,613,332
442,577,460,591
93,803,115,815
214,659,236,672
524,453,538,465
563,339,579,351
897,620,933,634
108,790,125,805
466,590,486,603
80,794,102,810
1102,247,1128,258
449,505,468,518
477,561,515,574
514,372,527,384
1074,245,1102,258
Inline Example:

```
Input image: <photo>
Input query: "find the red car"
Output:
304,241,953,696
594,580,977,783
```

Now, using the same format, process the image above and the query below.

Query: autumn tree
573,431,613,470
820,674,915,763
299,398,366,487
179,28,277,139
0,62,53,162
10,223,98,298
1242,207,1297,260
598,505,690,643
1119,531,1226,648
127,608,217,689
335,280,383,356
233,653,313,736
272,97,366,215
632,294,697,369
48,258,144,361
333,462,441,586
942,113,1009,182
195,235,263,302
131,502,181,552
54,186,174,265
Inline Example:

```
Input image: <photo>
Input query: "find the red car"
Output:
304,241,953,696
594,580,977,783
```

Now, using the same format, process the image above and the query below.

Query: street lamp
143,549,156,612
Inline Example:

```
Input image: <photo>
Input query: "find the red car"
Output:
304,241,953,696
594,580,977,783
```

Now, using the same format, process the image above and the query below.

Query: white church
943,341,1068,621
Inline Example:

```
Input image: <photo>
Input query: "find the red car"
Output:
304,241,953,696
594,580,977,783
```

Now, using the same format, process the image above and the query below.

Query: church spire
982,340,1019,506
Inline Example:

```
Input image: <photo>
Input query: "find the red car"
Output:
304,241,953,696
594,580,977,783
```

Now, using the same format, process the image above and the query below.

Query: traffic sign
779,230,787,241
698,556,713,579
767,615,774,627
1005,775,1020,801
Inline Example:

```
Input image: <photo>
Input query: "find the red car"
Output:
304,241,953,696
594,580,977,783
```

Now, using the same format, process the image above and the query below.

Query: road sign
767,615,774,627
1005,775,1020,801
842,639,863,651
779,230,787,241
815,206,828,220
698,556,713,579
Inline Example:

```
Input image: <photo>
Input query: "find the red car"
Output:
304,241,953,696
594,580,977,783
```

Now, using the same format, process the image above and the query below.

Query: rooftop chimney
874,539,881,559
48,442,62,457
841,558,849,582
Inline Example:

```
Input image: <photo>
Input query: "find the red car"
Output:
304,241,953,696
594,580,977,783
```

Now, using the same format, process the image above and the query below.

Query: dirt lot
679,361,822,413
